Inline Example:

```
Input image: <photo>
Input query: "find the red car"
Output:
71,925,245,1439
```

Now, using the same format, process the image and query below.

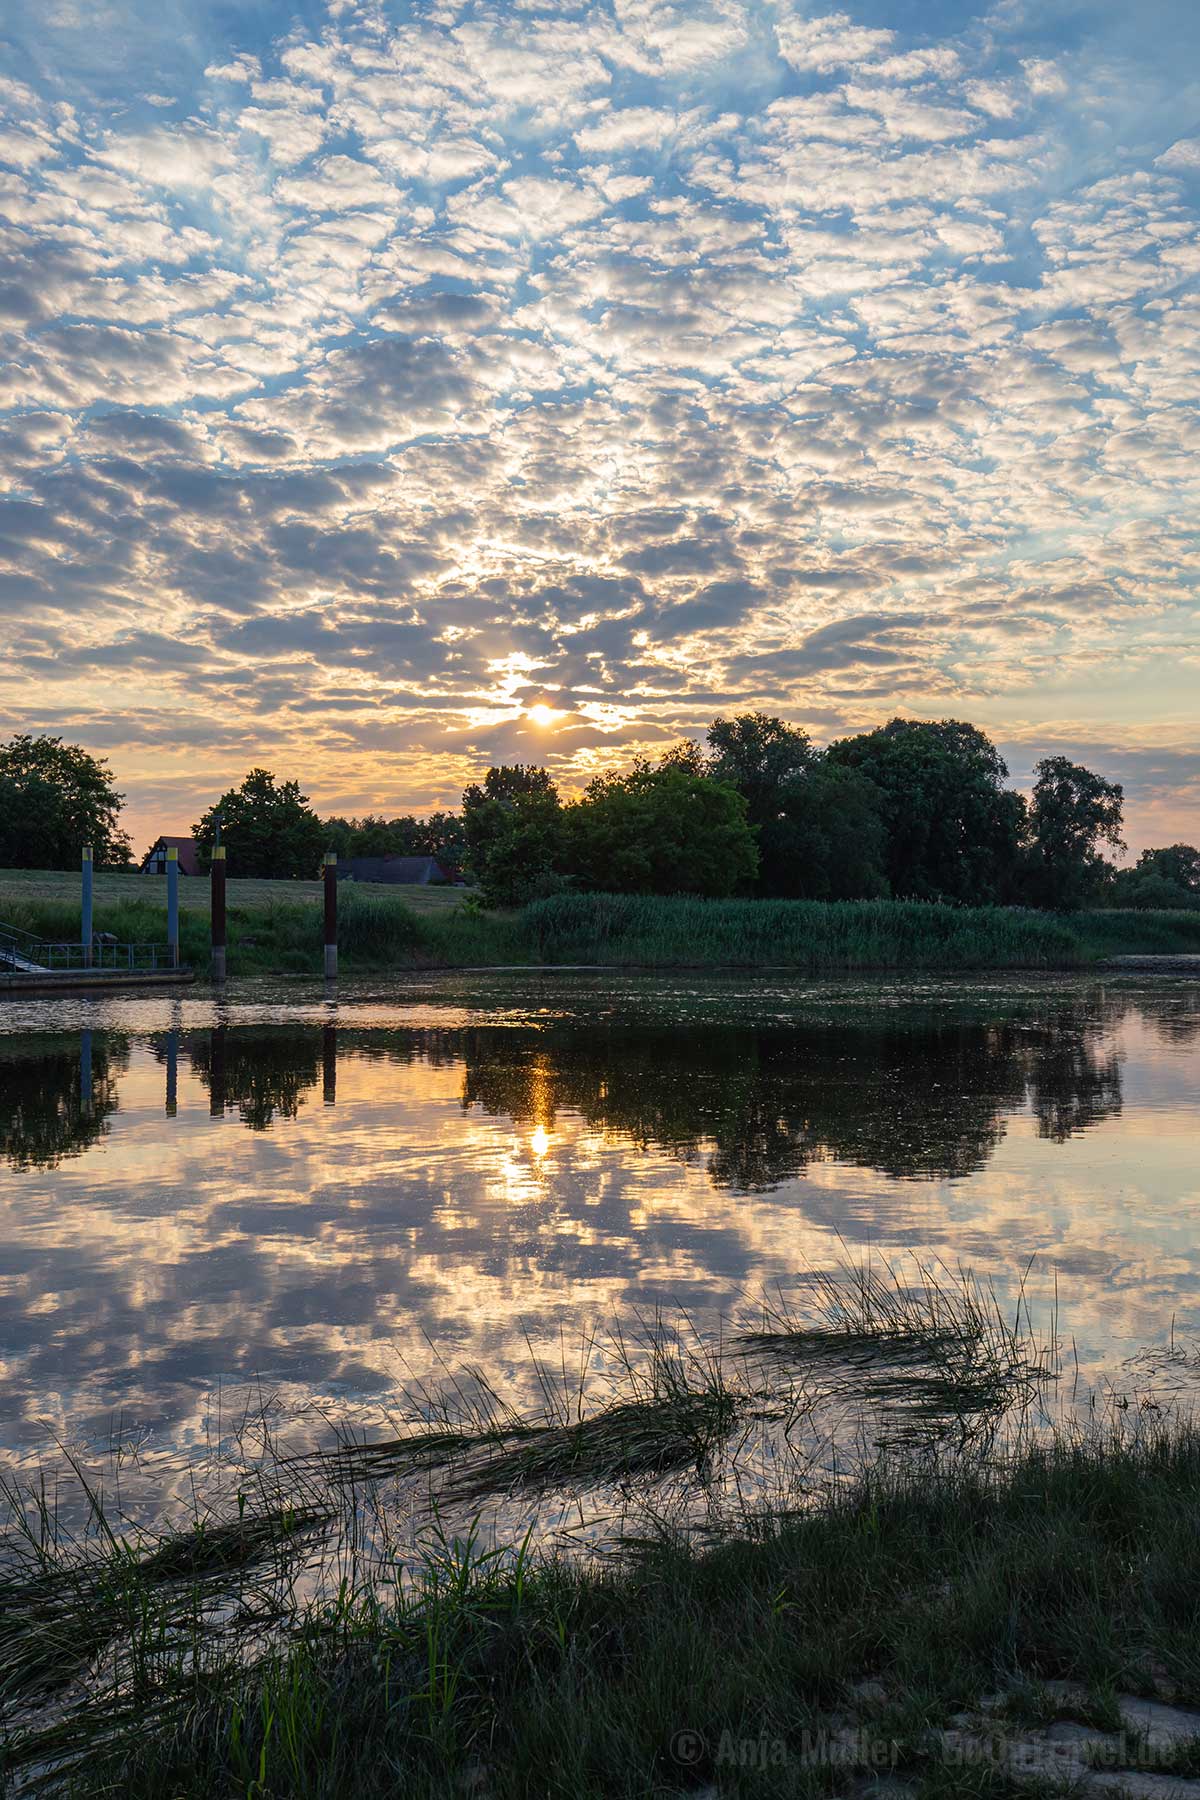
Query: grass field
0,866,466,917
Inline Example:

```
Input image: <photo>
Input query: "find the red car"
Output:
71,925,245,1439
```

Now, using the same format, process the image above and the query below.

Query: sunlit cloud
0,0,1197,850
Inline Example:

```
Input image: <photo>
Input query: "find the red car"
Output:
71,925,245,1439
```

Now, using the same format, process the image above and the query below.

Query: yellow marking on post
167,846,178,861
213,846,226,861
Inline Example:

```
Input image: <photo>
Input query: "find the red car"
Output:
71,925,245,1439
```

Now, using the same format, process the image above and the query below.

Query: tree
1024,756,1125,911
193,769,326,878
563,762,757,897
322,811,469,864
1117,845,1200,909
461,765,564,905
0,734,131,869
707,713,815,827
827,718,1024,903
773,763,890,900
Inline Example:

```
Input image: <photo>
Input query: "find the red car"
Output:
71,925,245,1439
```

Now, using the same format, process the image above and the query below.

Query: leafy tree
564,762,757,897
827,718,1024,903
324,811,468,864
707,713,815,826
1024,756,1125,911
462,765,564,905
1113,844,1200,910
773,764,890,900
0,734,131,869
193,770,326,878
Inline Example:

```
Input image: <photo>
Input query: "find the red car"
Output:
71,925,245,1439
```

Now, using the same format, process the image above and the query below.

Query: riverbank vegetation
2,1265,1198,1798
6,720,1200,927
5,877,1200,975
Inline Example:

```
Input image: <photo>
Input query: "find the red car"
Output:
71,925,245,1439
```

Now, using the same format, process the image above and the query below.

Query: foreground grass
5,871,1200,974
5,1424,1200,1798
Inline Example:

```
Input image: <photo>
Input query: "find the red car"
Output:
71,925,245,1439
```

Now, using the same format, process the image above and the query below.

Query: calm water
1,971,1198,1496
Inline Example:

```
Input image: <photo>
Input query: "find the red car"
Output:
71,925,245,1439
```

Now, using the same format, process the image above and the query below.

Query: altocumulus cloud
0,0,1198,847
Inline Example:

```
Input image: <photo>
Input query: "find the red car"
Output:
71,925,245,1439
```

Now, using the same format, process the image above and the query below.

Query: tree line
1,722,1197,915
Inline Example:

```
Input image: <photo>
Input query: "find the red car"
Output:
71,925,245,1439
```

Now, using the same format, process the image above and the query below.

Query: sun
526,703,558,727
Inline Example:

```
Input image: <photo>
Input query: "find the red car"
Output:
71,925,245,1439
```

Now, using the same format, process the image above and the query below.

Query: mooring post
322,1023,337,1105
166,845,180,968
323,849,338,980
165,1029,178,1117
81,845,93,968
211,844,227,982
209,1024,226,1118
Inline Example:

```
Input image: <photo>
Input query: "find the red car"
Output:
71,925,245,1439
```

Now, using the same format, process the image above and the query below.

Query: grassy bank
4,869,1200,974
6,1421,1200,1797
0,889,525,976
1,1262,1195,1797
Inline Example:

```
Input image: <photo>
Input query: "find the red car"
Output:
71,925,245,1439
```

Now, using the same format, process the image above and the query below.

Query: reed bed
522,893,1087,970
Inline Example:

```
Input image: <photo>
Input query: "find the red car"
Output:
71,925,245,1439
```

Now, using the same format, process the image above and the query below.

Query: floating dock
0,968,195,995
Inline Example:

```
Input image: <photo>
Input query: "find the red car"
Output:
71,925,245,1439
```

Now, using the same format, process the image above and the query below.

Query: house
336,854,458,886
141,836,201,876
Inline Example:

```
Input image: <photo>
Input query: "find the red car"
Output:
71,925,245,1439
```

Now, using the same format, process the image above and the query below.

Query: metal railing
0,922,175,974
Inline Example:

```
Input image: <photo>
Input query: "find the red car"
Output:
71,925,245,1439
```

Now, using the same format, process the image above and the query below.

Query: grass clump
521,893,1086,971
8,1424,1200,1798
1071,908,1200,959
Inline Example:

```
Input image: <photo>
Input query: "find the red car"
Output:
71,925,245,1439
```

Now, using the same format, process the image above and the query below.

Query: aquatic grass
1070,908,1200,959
521,892,1088,971
735,1255,1055,1454
10,1420,1200,1798
298,1320,766,1502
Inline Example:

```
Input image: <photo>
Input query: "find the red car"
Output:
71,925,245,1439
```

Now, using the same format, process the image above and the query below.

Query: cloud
0,0,1195,849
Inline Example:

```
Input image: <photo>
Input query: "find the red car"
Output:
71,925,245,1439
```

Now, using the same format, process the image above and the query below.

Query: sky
1,0,1198,857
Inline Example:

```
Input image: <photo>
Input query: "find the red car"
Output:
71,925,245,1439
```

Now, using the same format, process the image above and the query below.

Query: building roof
142,835,201,876
336,855,451,885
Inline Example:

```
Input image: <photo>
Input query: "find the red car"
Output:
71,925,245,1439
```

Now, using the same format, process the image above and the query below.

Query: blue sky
2,0,1198,851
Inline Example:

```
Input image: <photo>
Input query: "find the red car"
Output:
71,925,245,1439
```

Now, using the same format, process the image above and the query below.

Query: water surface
2,971,1198,1496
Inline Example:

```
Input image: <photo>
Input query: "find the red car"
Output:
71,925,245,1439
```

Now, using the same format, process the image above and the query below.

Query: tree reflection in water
0,990,1180,1183
0,1034,129,1170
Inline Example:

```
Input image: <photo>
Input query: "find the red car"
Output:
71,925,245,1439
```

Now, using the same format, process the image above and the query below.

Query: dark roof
336,855,451,885
141,836,201,876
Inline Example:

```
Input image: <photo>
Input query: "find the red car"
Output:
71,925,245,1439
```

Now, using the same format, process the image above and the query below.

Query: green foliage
522,892,1082,969
193,769,327,880
322,810,467,865
1024,756,1125,911
765,763,889,899
704,713,892,898
461,765,565,906
827,718,1025,904
0,734,131,869
1110,844,1200,912
707,711,815,825
564,762,758,897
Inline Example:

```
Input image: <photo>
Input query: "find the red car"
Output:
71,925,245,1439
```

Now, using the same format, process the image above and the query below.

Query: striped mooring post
166,845,180,968
81,844,93,968
323,850,338,980
211,844,227,982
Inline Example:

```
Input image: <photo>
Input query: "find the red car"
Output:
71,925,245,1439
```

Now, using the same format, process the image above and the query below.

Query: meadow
3,869,1200,975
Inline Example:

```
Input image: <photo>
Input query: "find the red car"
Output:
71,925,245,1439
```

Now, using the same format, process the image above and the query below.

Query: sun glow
526,703,559,727
530,1125,551,1158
